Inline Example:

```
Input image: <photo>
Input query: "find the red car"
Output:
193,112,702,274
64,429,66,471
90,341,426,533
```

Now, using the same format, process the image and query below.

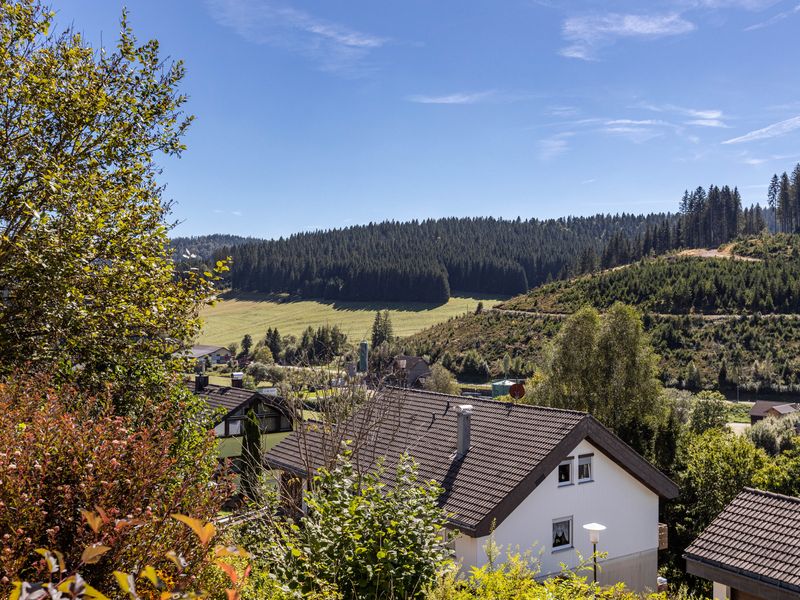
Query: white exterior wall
457,439,660,591
713,582,731,600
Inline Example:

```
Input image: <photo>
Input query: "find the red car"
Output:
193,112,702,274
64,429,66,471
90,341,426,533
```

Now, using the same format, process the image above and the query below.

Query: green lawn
198,292,505,347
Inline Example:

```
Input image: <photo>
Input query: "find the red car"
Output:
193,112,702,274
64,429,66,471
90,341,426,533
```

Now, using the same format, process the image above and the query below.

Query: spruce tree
240,408,262,501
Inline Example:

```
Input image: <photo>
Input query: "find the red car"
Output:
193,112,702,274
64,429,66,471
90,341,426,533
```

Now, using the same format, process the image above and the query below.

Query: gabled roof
187,382,261,415
769,403,800,415
750,400,791,418
265,388,678,536
185,345,229,359
685,488,800,599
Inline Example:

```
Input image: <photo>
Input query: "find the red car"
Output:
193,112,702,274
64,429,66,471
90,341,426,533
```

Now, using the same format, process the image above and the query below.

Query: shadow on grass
216,290,508,313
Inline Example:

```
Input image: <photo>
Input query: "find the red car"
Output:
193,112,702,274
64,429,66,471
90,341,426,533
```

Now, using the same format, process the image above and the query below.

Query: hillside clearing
198,293,505,346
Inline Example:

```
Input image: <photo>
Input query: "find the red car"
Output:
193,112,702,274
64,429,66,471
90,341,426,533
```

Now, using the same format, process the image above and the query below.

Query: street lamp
582,522,607,584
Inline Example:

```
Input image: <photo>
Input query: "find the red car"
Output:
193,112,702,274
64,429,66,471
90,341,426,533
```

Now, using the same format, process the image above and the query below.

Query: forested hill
170,234,256,262
222,214,676,303
500,249,800,315
405,236,800,393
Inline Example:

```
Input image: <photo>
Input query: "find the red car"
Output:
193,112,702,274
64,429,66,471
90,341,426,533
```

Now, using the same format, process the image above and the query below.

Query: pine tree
240,408,262,501
241,333,253,357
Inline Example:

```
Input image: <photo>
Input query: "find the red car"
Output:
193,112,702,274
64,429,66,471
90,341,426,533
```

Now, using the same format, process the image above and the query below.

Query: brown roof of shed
684,488,800,597
750,400,792,418
265,388,678,535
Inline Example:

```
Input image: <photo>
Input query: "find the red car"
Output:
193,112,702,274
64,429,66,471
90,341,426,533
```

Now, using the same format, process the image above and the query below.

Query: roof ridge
742,487,800,504
384,385,588,416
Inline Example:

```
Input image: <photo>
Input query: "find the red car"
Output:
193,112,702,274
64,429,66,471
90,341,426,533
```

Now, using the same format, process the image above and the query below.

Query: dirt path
491,307,800,321
678,244,760,261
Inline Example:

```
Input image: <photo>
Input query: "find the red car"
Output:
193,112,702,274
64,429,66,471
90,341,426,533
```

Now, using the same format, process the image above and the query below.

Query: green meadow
198,293,505,347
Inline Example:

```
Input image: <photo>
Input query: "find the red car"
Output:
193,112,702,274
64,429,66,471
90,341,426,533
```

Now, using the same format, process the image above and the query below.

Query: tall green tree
371,310,394,348
531,303,663,456
241,333,253,356
0,1,219,412
241,408,262,501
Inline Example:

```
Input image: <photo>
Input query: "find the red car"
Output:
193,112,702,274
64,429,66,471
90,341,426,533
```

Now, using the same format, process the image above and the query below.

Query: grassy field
198,292,506,347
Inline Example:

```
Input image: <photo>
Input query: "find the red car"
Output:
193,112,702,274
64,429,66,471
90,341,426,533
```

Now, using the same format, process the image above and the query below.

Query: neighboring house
684,488,800,600
181,344,231,366
392,355,432,388
750,400,797,424
265,388,678,592
766,403,800,419
189,375,293,470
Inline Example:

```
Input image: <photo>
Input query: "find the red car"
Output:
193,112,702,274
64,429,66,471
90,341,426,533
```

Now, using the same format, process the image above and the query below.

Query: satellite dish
509,383,525,400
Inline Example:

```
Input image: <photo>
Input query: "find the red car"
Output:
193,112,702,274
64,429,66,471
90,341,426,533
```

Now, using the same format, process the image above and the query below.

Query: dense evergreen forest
179,164,797,302
222,214,677,302
405,232,800,392
502,253,800,314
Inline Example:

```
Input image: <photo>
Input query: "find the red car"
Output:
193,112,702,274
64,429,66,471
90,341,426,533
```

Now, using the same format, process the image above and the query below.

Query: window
558,458,573,485
552,517,572,551
578,454,593,482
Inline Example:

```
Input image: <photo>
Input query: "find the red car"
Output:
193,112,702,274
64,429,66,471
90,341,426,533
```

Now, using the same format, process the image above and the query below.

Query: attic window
557,459,573,486
578,454,593,483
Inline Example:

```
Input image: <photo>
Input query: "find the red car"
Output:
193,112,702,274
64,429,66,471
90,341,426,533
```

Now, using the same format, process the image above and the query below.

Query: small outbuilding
749,400,795,424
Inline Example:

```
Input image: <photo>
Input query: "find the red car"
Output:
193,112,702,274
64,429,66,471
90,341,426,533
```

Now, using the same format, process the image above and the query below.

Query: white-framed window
578,454,593,483
552,517,573,551
557,458,573,486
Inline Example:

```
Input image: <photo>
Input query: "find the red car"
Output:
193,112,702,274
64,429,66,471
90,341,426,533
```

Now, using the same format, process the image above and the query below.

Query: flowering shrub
0,375,231,594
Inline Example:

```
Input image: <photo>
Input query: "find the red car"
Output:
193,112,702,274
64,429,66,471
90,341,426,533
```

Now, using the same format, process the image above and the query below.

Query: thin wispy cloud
547,105,581,117
205,0,387,75
602,126,663,143
722,115,800,144
686,118,729,128
560,13,695,60
687,0,781,9
744,2,800,30
407,91,496,105
639,103,729,127
538,133,574,160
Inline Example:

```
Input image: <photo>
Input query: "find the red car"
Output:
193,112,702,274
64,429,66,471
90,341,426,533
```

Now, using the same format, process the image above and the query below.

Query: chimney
195,374,209,392
456,404,473,459
231,372,244,388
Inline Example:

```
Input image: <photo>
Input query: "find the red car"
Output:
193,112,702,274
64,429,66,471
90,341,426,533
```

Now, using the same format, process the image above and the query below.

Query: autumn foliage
0,375,230,593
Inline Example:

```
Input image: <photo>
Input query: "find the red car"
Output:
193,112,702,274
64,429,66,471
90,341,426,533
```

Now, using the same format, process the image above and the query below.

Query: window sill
558,482,574,487
578,479,594,484
552,545,574,554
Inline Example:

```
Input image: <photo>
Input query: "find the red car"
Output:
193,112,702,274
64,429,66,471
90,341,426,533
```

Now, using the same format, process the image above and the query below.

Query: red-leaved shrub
0,374,230,593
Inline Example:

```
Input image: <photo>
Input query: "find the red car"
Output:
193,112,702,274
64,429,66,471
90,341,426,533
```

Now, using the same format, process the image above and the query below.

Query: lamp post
582,522,607,585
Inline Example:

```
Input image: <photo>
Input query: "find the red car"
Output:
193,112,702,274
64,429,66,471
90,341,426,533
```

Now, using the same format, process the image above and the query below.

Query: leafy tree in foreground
260,453,449,599
0,0,220,413
0,374,229,595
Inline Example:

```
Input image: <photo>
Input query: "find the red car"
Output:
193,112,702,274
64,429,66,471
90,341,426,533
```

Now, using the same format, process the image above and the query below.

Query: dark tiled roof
750,400,792,418
266,388,678,535
186,382,259,414
684,488,800,595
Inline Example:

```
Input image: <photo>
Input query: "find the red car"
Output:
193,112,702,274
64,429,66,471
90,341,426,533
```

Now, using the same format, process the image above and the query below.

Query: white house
265,388,678,593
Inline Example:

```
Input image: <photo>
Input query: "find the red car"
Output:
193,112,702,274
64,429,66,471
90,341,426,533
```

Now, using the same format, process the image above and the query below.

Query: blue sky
53,0,800,238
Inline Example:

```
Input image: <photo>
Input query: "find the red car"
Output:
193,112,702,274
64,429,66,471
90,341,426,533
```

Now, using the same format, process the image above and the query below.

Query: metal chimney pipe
456,404,473,459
